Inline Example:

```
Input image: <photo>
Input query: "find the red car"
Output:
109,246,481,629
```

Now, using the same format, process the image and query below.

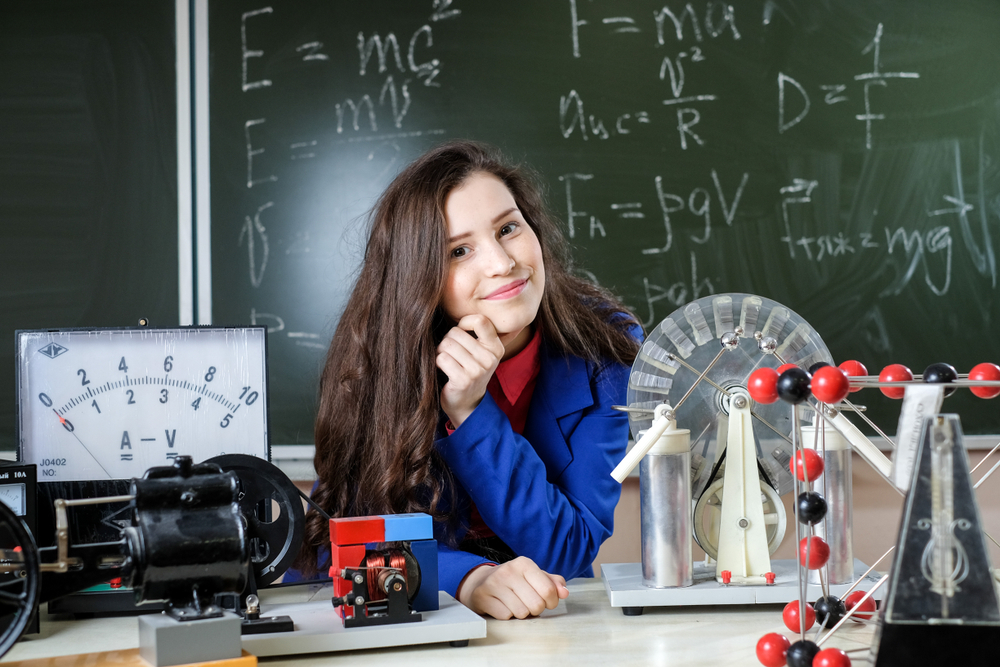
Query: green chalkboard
208,0,1000,443
0,1,180,452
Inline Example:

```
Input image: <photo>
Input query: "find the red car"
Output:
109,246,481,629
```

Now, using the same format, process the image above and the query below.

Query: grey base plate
241,591,486,657
602,559,885,608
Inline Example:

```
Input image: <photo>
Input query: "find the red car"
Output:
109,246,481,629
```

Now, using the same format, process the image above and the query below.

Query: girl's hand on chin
436,314,505,427
458,557,569,619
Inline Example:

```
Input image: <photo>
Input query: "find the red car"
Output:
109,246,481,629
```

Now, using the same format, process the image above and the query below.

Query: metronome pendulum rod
815,574,889,648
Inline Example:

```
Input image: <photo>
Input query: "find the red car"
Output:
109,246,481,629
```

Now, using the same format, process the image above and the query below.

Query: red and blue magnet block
329,513,433,546
329,513,438,615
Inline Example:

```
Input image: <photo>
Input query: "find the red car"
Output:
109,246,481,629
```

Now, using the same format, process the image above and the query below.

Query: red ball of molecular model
755,632,791,667
844,590,877,621
782,600,815,633
837,360,867,393
969,362,1000,399
798,536,831,570
791,449,824,482
811,366,851,404
813,648,851,667
877,364,912,399
748,367,780,405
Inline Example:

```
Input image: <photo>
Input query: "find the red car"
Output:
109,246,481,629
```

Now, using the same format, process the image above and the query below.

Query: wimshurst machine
602,294,888,610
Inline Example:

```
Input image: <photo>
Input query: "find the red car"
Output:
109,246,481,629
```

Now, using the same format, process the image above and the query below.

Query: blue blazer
434,337,634,596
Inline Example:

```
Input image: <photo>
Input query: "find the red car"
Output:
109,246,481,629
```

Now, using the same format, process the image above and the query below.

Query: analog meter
16,327,270,482
0,463,35,526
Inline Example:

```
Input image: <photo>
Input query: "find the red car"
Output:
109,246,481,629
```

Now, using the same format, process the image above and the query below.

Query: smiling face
441,171,545,357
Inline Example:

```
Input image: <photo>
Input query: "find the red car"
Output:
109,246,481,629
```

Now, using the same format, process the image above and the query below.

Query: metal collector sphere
720,331,740,349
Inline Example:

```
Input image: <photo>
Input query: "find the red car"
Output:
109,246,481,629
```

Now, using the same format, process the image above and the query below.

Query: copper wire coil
363,549,408,602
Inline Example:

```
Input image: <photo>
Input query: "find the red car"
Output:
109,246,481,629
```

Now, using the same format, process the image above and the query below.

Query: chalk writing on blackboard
559,90,650,141
645,170,749,250
235,3,458,297
570,1,741,59
771,138,996,301
238,202,272,289
641,253,716,327
357,26,441,87
566,2,739,149
779,23,919,148
250,308,326,351
245,119,277,188
929,144,997,288
295,41,328,61
558,173,595,240
289,141,317,160
241,7,273,92
431,0,461,22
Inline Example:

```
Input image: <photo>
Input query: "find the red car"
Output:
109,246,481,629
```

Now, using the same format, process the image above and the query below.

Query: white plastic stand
602,559,885,609
241,591,486,657
713,391,771,585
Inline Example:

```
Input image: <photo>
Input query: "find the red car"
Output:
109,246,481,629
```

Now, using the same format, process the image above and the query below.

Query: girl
292,141,641,620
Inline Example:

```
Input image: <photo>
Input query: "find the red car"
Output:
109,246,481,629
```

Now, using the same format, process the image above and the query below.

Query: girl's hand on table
457,556,569,620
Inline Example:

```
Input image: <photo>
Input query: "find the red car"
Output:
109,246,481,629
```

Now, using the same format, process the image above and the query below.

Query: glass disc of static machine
626,294,832,499
16,327,270,482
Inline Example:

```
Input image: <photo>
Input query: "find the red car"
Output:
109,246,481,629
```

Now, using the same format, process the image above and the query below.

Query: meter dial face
17,327,269,482
0,484,25,516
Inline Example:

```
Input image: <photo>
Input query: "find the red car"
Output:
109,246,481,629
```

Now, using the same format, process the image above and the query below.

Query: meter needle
53,409,113,479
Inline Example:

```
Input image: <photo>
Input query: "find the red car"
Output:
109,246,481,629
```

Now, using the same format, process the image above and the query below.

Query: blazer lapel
523,345,594,479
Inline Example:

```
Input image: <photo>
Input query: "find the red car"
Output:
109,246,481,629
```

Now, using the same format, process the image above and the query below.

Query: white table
1,579,876,666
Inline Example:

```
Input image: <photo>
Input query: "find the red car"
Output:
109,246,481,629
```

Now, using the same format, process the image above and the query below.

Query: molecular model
750,358,1000,667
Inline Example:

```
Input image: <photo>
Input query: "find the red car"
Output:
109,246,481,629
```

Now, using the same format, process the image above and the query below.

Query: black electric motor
124,457,249,620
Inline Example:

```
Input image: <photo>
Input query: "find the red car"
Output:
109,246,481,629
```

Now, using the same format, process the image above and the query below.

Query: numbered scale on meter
16,327,270,482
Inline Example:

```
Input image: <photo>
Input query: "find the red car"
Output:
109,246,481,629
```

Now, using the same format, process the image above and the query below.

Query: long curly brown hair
294,141,641,575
